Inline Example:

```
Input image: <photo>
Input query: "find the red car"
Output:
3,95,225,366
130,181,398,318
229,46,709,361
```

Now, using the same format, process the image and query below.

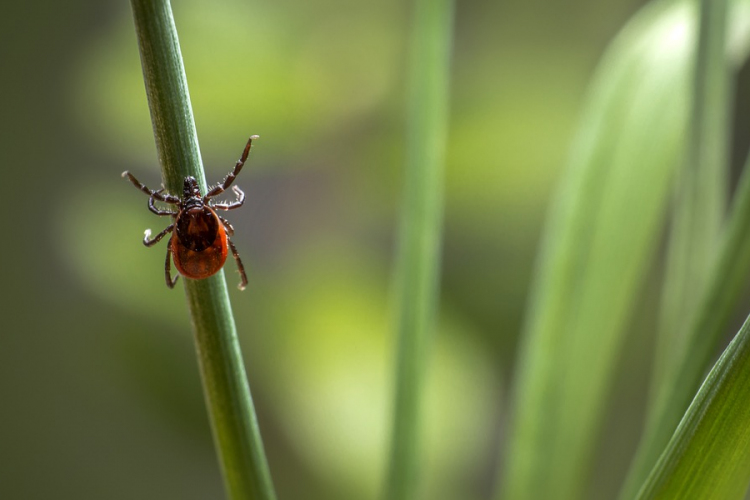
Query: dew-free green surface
636,314,750,499
9,0,750,498
499,0,750,497
498,2,692,498
129,1,276,498
385,0,454,498
619,0,742,496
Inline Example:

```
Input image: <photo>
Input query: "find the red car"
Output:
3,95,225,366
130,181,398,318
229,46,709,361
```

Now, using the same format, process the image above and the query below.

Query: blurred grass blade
129,1,276,499
384,0,454,498
623,143,750,500
620,0,750,496
654,0,729,388
636,314,750,499
498,1,694,499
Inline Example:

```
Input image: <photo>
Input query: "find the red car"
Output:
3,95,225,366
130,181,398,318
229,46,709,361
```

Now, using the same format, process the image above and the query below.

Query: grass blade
622,145,750,500
384,0,455,498
129,1,276,499
619,0,750,496
653,0,729,394
497,2,694,498
636,314,750,499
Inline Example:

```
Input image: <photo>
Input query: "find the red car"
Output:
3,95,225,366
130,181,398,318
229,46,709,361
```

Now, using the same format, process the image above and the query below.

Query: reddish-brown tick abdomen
170,206,228,280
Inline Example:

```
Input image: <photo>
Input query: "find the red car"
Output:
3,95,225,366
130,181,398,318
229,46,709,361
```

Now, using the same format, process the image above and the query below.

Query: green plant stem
620,0,731,497
384,0,454,498
129,1,276,499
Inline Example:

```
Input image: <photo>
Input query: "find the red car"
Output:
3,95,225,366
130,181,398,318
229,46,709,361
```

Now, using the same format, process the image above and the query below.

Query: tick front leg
228,238,248,290
149,192,178,216
122,171,180,204
165,246,179,289
204,135,258,199
143,224,174,247
213,186,245,211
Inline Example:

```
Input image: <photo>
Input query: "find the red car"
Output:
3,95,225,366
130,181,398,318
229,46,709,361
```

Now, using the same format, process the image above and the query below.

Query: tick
122,136,258,290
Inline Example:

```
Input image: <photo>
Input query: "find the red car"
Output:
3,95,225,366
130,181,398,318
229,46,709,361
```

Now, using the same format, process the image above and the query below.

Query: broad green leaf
654,0,729,386
620,0,750,495
636,314,750,499
497,0,736,498
621,111,750,500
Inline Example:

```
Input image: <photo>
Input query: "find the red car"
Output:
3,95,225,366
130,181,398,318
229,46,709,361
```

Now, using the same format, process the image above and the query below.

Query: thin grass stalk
129,1,276,499
384,0,454,498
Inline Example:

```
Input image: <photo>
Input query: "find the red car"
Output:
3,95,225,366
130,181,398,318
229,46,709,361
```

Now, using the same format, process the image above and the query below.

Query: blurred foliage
7,0,720,498
499,0,750,499
73,0,401,166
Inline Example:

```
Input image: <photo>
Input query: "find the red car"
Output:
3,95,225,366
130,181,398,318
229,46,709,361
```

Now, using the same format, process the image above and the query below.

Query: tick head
183,176,201,200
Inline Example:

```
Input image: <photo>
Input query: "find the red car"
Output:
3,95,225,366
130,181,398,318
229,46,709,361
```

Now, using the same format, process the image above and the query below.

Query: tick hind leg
218,216,235,236
165,246,179,289
227,238,248,290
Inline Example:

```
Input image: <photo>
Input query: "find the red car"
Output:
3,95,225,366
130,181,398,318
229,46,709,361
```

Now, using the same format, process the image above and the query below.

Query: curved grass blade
498,1,694,498
636,314,750,499
653,0,729,393
620,0,750,495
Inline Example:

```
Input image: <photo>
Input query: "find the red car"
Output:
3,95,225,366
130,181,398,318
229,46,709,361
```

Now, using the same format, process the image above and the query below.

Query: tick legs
143,225,178,288
144,224,174,247
149,191,178,216
228,239,248,290
165,247,178,289
218,216,235,236
212,186,245,211
122,171,180,204
204,135,258,200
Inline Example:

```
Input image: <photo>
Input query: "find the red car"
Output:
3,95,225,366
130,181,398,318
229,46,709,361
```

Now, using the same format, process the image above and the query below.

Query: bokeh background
9,0,746,499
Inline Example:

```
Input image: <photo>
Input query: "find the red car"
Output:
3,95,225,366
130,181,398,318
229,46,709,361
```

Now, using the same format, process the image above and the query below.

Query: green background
6,0,745,499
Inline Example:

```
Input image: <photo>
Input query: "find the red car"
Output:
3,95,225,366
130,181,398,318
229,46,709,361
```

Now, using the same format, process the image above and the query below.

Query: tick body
122,136,258,290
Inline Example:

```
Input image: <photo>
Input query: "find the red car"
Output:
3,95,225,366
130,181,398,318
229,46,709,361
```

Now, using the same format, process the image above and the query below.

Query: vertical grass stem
385,0,455,498
129,1,276,499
